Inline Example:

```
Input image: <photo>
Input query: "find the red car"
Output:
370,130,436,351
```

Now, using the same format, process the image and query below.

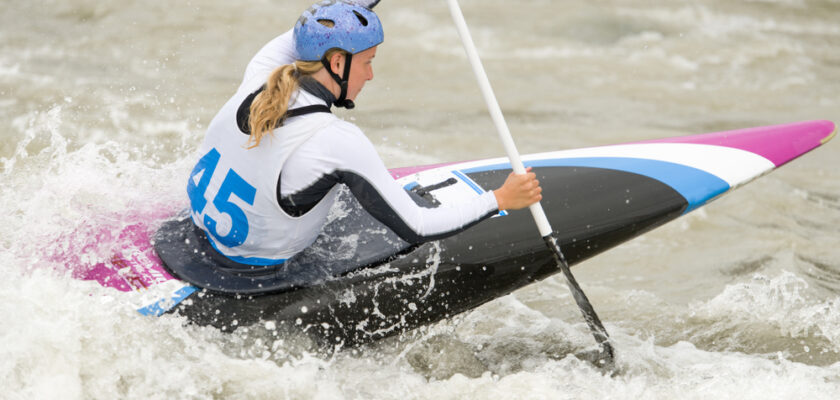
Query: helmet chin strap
321,53,355,109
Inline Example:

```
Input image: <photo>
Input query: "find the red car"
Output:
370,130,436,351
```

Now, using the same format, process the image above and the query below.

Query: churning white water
2,0,840,398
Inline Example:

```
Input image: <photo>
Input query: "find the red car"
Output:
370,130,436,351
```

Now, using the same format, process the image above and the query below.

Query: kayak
67,120,836,346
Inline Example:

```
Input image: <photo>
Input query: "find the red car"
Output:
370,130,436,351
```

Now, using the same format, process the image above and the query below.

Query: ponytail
247,65,298,148
247,48,348,149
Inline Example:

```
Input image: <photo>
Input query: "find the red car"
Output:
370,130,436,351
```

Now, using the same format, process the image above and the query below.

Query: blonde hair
247,48,347,148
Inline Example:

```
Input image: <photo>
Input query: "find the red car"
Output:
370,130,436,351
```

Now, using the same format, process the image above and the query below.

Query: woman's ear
330,52,345,77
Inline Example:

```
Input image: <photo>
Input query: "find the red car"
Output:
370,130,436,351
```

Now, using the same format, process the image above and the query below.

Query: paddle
444,0,615,368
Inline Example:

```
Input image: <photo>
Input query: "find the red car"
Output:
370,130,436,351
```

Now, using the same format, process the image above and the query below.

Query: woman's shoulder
326,118,369,141
338,118,365,131
307,117,376,158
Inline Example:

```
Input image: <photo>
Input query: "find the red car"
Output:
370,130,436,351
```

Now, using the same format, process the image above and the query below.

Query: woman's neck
313,68,342,97
299,75,337,107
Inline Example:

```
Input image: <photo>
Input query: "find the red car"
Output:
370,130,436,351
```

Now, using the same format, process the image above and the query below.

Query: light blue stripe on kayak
137,285,198,317
460,157,730,213
452,170,508,216
451,170,484,194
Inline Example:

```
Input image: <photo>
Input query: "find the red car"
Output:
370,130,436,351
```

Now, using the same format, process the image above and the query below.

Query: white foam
2,0,839,398
692,270,840,350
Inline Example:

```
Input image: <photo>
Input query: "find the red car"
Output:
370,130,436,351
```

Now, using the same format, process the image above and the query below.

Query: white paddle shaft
445,0,553,237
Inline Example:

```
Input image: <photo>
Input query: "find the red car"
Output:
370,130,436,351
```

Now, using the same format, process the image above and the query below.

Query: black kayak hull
158,164,685,345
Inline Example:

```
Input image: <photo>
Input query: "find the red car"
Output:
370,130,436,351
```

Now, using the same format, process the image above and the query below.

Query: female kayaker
186,0,542,266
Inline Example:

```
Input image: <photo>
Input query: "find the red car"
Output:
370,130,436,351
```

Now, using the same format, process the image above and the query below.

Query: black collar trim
237,85,332,135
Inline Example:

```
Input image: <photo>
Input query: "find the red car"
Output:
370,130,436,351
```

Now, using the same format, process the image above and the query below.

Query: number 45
187,148,256,248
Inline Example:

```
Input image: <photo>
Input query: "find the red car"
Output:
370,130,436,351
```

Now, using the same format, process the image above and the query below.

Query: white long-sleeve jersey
187,31,498,266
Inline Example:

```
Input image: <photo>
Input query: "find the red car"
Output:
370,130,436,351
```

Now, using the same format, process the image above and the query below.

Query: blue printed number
187,148,221,213
203,170,256,248
186,148,257,248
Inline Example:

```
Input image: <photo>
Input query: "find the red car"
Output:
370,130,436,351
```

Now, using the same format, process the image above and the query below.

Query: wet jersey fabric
187,31,499,266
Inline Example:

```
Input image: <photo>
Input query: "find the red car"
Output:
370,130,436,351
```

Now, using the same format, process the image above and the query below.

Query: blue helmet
294,0,384,62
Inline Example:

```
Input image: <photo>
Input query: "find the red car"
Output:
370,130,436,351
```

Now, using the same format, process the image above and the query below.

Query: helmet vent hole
317,19,335,28
353,11,369,26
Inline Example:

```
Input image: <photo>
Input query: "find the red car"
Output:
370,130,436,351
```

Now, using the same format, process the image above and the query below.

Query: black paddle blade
543,235,616,370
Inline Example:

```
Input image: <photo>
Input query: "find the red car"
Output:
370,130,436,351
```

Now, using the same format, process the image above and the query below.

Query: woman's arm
239,30,298,91
326,124,539,243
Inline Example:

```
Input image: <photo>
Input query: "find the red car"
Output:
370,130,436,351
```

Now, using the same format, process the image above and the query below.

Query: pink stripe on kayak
640,120,836,167
76,223,175,292
389,161,461,179
388,121,835,177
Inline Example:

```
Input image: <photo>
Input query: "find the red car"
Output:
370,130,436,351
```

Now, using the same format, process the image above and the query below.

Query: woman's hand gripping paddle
444,0,615,369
